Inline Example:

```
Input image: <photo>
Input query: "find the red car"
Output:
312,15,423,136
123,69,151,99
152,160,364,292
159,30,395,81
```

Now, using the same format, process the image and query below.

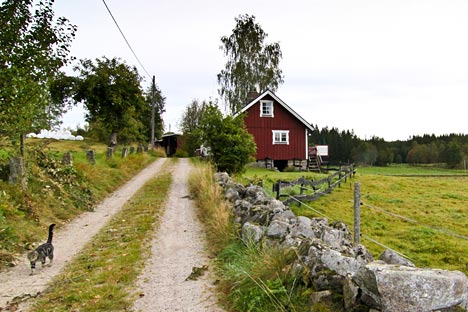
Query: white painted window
272,130,289,144
260,100,274,117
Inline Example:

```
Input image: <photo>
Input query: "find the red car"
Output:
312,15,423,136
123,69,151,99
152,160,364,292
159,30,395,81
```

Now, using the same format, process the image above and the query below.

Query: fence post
298,178,305,207
275,180,281,200
86,150,96,165
354,182,361,244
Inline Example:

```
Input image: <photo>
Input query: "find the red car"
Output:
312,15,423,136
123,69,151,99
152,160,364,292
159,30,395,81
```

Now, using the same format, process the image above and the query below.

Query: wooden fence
274,164,356,205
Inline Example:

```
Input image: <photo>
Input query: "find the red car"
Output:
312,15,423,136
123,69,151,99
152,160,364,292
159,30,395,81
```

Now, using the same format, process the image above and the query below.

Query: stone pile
215,172,468,312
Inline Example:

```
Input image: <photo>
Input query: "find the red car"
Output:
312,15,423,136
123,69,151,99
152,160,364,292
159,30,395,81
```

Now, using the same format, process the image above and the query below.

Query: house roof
234,89,314,131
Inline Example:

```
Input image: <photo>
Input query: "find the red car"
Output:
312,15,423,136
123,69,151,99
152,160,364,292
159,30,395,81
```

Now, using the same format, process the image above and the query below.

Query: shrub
200,105,256,174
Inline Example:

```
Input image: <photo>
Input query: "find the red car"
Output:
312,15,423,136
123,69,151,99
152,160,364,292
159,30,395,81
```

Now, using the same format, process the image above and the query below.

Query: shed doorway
273,160,288,172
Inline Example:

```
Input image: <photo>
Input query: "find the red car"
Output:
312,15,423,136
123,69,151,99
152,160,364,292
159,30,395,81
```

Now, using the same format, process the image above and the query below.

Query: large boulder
353,261,468,312
315,247,366,278
242,222,264,243
290,216,316,240
266,220,290,239
320,221,354,254
224,187,241,202
244,185,269,204
214,172,230,186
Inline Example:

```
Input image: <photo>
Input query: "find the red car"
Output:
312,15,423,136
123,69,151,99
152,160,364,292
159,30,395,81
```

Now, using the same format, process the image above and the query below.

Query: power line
361,234,414,261
102,0,152,79
360,201,468,241
287,195,413,262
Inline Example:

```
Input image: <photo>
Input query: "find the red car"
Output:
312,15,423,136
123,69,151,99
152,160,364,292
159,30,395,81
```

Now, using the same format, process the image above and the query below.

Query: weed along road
132,158,223,312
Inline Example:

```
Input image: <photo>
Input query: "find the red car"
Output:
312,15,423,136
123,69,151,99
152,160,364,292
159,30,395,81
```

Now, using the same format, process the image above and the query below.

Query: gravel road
0,158,224,312
132,158,224,312
0,158,167,310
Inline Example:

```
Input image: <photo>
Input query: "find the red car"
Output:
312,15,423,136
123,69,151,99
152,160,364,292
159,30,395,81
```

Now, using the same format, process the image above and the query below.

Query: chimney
247,91,259,102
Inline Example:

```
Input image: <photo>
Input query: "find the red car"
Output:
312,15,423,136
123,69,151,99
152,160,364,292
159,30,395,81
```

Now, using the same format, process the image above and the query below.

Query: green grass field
239,165,468,274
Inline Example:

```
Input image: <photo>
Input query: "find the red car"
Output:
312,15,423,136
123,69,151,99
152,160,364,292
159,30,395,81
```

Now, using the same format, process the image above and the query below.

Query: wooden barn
235,90,314,171
157,133,183,157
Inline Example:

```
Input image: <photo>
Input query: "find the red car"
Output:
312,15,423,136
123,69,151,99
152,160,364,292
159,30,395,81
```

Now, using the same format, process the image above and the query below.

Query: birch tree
217,14,283,113
0,0,76,155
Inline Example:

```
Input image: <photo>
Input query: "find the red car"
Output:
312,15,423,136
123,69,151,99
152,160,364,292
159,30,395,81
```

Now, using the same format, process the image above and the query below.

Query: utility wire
361,234,414,261
286,195,332,220
288,194,413,262
360,201,468,241
102,0,152,79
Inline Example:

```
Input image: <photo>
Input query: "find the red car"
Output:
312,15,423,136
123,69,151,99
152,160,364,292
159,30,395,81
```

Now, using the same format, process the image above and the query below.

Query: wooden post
298,177,305,207
62,152,73,166
121,147,128,158
106,147,113,159
150,76,156,151
275,180,281,200
354,182,361,244
86,150,96,164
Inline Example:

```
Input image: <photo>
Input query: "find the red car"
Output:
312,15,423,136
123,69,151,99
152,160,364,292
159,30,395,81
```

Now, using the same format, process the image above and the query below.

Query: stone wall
215,172,468,312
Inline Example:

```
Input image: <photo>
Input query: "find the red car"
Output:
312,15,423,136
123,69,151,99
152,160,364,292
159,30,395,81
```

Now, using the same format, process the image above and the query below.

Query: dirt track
132,158,223,312
0,158,223,311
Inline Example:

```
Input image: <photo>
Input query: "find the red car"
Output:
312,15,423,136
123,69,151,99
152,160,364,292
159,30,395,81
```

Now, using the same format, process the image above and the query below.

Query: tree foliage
0,0,76,152
310,125,468,168
196,104,256,174
73,57,147,146
180,99,209,134
217,14,283,114
179,99,210,156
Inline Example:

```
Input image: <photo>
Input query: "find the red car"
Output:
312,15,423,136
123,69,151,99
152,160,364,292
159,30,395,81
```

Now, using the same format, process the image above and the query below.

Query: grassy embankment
30,158,175,311
241,164,468,274
0,138,165,269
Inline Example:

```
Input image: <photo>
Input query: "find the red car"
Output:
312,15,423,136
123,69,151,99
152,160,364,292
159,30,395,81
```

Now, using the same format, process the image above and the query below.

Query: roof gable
234,90,314,131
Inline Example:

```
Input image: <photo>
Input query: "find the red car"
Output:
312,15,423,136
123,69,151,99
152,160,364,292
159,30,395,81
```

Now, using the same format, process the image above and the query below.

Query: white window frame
260,100,274,117
272,130,289,145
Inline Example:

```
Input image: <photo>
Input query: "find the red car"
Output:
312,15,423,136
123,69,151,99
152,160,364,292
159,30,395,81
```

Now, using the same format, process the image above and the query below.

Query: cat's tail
47,223,56,244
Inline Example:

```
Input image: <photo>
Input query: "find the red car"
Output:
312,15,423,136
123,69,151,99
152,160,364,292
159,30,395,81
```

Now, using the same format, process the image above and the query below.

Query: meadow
238,164,468,275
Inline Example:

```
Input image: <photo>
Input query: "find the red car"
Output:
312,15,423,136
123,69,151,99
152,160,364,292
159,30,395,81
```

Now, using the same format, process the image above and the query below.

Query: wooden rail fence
274,164,356,205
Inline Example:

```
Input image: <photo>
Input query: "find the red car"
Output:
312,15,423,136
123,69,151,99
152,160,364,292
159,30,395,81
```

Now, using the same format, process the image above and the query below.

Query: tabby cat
27,223,56,275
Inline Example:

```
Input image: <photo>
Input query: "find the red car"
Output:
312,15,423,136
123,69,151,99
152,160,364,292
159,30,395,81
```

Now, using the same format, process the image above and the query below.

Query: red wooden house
235,90,314,171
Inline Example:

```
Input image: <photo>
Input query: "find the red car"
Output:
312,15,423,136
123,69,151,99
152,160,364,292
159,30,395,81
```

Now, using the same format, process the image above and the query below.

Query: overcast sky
55,0,468,141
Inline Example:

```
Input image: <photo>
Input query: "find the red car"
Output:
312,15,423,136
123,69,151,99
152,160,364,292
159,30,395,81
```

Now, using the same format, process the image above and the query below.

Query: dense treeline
309,125,468,168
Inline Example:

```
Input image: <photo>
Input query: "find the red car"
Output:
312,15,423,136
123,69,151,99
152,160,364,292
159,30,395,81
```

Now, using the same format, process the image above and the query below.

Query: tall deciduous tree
217,14,284,113
179,99,209,134
73,57,146,146
0,0,76,155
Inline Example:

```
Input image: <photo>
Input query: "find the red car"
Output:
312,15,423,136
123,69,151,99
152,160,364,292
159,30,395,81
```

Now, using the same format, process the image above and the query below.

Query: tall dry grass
188,162,237,253
189,162,311,311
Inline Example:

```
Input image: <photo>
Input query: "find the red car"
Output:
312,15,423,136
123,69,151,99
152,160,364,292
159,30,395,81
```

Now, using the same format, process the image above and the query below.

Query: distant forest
309,126,468,168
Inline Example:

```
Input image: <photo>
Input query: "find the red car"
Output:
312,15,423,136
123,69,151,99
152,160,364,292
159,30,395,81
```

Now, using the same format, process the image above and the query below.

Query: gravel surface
132,158,224,312
0,158,167,311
